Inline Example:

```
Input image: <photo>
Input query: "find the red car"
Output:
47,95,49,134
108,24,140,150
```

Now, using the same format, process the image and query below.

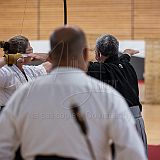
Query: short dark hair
7,35,29,54
96,34,119,57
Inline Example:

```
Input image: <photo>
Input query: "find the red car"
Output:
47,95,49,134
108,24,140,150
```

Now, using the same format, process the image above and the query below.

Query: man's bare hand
123,49,139,56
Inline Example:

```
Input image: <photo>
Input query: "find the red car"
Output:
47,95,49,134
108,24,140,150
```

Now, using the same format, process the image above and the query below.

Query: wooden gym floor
143,104,160,145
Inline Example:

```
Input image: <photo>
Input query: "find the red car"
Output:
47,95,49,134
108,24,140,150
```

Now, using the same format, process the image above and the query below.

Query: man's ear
82,47,88,62
95,50,101,62
47,52,53,63
47,55,53,63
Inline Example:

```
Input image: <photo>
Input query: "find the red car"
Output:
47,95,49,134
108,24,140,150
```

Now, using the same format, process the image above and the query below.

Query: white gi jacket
0,67,147,160
0,64,47,106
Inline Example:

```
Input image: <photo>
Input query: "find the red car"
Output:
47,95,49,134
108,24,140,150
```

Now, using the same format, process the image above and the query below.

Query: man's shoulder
88,62,110,75
0,65,11,70
86,74,117,93
88,61,114,70
86,74,128,110
88,61,102,69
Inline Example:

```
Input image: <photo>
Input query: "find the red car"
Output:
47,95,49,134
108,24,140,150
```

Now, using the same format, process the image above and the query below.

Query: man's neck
52,62,86,72
100,55,109,63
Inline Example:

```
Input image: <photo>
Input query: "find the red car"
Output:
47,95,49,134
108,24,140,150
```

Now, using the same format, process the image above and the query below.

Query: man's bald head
49,26,87,63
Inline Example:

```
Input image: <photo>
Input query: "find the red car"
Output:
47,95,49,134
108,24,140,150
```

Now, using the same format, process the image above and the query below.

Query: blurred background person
0,35,52,111
88,34,148,156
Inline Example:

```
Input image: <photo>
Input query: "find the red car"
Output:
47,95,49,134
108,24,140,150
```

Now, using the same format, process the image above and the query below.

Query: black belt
35,156,77,160
130,106,141,119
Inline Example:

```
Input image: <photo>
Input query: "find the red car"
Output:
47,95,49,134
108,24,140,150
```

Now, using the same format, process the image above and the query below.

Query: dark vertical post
64,0,67,25
131,0,135,40
37,0,41,40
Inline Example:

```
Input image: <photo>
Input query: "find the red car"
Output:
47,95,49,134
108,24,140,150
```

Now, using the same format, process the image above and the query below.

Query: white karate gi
0,64,47,106
0,67,146,160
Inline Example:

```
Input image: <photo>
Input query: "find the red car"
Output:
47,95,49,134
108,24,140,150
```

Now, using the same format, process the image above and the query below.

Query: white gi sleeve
0,68,10,88
27,64,47,77
0,83,29,159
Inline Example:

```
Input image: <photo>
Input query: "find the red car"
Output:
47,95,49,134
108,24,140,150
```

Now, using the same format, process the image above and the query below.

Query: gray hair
96,34,119,57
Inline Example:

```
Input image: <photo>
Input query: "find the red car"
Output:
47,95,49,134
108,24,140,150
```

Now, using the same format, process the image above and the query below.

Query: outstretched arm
28,53,53,73
123,49,139,56
119,49,139,63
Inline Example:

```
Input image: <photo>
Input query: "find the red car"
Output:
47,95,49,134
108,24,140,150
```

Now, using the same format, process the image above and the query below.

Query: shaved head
49,26,88,70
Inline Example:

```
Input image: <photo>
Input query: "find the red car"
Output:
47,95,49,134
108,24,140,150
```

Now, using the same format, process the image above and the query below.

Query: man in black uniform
88,34,148,156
